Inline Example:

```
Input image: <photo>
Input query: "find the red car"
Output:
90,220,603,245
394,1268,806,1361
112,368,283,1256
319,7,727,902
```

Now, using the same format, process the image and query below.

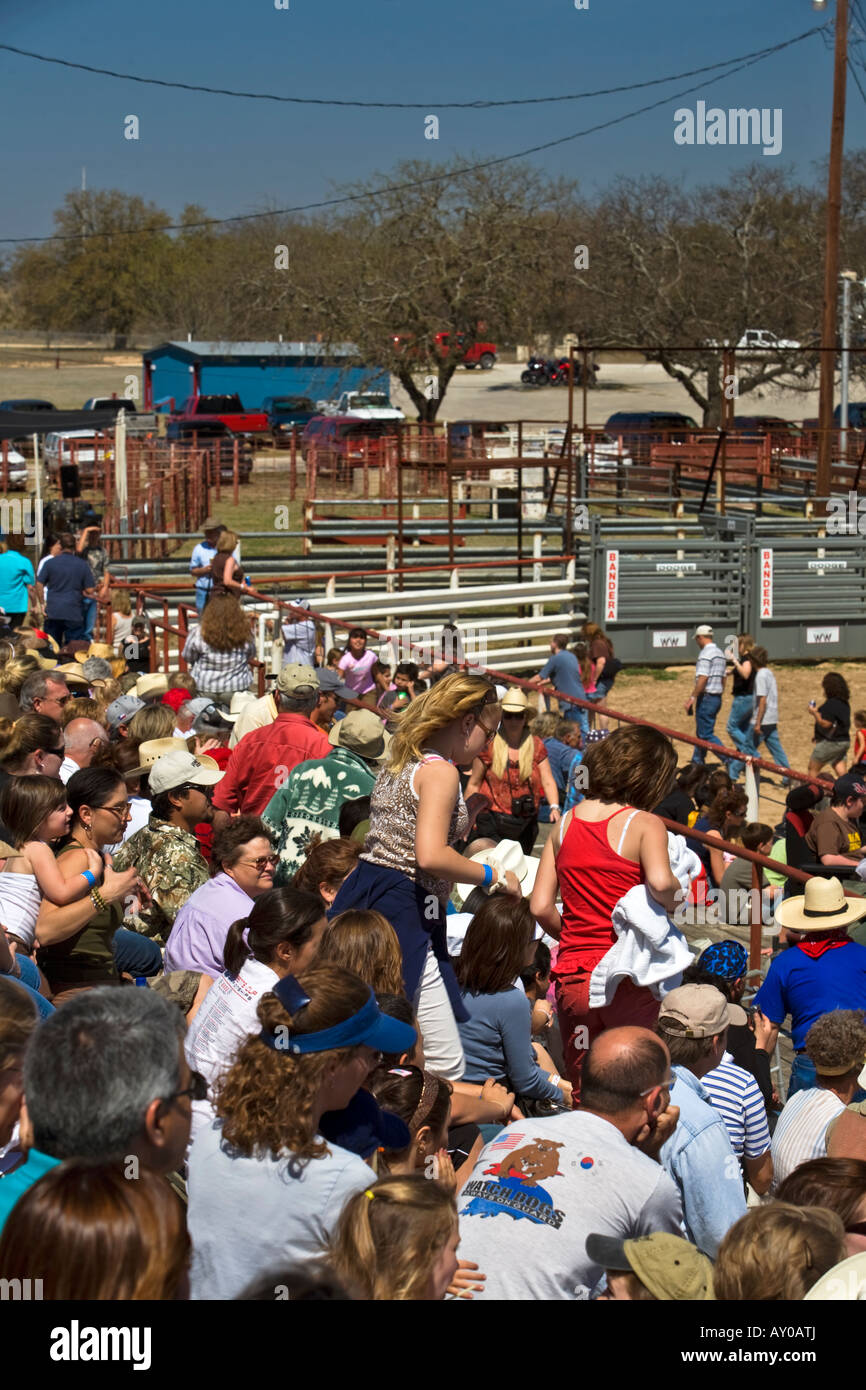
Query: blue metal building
142,341,388,411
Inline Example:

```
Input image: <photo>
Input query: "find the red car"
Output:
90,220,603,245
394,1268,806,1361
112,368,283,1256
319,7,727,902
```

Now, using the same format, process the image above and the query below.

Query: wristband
81,870,97,888
550,1074,561,1087
90,888,107,913
481,862,493,887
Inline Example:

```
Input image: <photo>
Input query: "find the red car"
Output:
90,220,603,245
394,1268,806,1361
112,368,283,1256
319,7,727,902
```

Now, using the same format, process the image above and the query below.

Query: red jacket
211,713,331,816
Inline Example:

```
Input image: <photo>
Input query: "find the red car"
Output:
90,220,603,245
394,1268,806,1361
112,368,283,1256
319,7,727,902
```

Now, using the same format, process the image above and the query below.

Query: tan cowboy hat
500,688,530,714
128,736,190,778
75,641,126,680
136,673,169,700
774,876,866,933
53,662,90,689
454,839,541,908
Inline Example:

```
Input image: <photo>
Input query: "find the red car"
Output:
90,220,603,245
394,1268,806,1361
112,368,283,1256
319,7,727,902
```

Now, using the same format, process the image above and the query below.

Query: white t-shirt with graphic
457,1109,683,1300
185,957,279,1142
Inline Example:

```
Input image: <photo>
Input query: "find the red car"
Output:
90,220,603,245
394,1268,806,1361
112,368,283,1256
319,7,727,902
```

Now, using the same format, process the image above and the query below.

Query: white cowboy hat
774,876,866,933
804,1250,866,1300
220,690,258,723
454,838,540,909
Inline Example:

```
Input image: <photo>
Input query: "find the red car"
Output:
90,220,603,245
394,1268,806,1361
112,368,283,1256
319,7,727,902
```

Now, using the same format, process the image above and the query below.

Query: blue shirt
754,940,866,1051
538,649,587,701
544,737,576,793
0,549,34,615
40,552,95,622
458,986,561,1102
0,1148,60,1234
659,1065,746,1257
564,750,585,812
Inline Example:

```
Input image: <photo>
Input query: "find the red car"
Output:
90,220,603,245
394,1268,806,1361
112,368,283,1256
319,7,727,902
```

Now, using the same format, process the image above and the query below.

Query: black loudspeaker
59,464,80,499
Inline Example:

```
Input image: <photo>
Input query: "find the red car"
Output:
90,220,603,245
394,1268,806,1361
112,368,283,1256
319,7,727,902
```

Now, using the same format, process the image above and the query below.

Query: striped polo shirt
695,642,727,695
701,1057,771,1160
770,1087,845,1189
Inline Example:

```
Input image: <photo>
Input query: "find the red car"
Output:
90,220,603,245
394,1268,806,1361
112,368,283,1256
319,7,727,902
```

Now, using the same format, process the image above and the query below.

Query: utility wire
0,38,818,246
0,26,825,110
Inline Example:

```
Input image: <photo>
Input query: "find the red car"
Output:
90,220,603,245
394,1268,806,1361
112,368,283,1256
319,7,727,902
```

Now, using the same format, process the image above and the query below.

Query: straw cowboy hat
454,839,540,908
75,641,126,680
53,663,90,689
128,737,190,778
136,673,169,701
774,876,866,933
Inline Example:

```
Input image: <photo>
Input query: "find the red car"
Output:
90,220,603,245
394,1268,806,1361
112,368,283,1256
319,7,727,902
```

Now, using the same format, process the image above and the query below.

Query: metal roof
144,341,360,360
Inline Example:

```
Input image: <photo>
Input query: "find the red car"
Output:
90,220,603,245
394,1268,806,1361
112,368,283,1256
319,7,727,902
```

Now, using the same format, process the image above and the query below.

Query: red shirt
211,713,331,816
195,746,234,860
554,808,644,976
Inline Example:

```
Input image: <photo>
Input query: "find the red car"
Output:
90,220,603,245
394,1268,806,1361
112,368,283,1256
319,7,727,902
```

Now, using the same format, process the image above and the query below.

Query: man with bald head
457,1027,684,1300
59,717,110,784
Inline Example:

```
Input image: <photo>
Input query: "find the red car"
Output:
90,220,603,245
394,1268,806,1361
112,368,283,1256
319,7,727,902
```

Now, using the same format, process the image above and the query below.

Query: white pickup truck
736,328,801,353
320,391,405,421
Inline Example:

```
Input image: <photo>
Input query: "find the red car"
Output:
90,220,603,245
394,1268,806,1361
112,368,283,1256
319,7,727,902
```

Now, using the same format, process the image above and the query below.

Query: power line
0,26,825,110
0,42,815,246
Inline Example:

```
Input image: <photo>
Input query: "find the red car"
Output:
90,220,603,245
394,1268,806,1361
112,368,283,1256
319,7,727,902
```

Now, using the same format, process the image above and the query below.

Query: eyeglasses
473,714,498,744
238,854,278,871
43,693,71,707
640,1076,677,1096
162,1070,208,1106
845,1220,866,1237
99,802,132,821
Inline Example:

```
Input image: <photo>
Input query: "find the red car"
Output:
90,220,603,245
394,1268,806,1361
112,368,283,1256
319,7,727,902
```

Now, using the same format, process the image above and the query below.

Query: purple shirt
164,873,255,978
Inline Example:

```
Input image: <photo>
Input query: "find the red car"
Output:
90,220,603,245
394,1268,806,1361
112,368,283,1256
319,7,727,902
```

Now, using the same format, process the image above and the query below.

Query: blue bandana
698,940,748,981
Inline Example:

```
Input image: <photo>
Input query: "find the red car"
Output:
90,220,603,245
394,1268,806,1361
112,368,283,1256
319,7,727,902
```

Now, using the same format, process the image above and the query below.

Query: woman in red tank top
529,725,680,1093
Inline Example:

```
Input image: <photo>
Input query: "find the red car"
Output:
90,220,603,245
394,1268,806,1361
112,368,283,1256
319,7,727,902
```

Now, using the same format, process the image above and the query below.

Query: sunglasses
162,1070,208,1106
46,746,65,759
238,854,278,871
846,1221,866,1237
502,712,526,720
473,714,498,744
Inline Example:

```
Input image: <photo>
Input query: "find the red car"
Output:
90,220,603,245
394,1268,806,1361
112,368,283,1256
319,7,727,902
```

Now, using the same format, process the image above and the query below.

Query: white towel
588,833,700,1009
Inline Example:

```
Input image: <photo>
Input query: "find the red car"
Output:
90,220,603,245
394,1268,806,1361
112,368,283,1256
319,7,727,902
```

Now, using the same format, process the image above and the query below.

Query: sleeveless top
36,843,121,991
554,806,643,976
731,662,755,697
0,868,42,950
210,551,244,597
361,753,469,904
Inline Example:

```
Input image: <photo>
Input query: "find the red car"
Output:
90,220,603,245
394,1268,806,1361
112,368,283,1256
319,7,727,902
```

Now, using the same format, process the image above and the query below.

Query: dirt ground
579,659,865,829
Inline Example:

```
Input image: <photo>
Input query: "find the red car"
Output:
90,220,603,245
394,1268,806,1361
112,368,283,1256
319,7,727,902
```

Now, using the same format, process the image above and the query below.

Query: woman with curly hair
186,962,415,1301
181,593,256,708
808,671,852,778
330,672,522,1081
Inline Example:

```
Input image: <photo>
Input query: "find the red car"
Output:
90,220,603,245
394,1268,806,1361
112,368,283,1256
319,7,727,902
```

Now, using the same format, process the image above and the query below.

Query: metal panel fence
751,536,866,660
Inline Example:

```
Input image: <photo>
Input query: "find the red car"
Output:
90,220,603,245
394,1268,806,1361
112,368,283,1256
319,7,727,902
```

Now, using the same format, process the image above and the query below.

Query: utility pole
840,269,857,455
816,0,849,498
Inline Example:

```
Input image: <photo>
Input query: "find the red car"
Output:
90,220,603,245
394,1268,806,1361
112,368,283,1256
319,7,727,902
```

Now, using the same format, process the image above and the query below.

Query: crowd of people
0,526,863,1305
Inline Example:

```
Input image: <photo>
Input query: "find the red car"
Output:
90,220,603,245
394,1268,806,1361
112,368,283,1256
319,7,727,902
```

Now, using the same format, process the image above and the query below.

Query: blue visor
260,986,416,1057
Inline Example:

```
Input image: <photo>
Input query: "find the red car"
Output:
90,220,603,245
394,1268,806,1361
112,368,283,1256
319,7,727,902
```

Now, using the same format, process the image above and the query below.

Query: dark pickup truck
164,419,253,483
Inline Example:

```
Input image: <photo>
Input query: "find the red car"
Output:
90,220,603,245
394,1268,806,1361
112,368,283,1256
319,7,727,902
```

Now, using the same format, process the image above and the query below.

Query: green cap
586,1231,715,1301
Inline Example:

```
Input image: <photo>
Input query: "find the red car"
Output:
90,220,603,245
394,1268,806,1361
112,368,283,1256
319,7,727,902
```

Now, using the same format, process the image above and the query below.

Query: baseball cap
276,662,320,694
319,1088,411,1160
106,694,145,728
316,668,355,701
329,708,391,764
694,624,714,637
834,772,866,802
585,1232,715,1301
696,940,749,981
657,983,747,1038
148,749,224,796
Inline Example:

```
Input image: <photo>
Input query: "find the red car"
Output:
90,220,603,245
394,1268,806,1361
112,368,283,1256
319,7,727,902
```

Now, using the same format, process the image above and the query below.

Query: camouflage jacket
112,816,210,944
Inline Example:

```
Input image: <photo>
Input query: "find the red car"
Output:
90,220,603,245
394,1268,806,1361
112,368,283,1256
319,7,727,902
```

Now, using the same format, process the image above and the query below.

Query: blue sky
1,0,864,242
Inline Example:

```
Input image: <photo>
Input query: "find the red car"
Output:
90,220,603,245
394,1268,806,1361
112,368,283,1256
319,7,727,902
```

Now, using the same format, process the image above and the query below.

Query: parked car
324,391,405,421
737,328,801,353
163,420,253,483
301,415,395,473
603,411,700,464
262,395,318,444
175,394,269,435
731,415,804,448
392,332,497,370
82,396,137,413
0,398,55,412
0,444,29,489
833,402,866,428
45,430,113,482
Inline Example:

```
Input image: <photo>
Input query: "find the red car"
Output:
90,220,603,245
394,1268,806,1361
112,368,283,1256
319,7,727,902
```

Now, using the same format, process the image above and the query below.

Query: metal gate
751,537,866,660
590,517,748,663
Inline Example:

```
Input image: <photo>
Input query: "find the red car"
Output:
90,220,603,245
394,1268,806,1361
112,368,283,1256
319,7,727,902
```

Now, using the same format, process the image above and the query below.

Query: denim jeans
562,702,590,740
691,692,725,763
43,617,87,646
726,693,756,780
82,596,97,641
195,589,208,614
113,928,163,978
747,724,790,777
